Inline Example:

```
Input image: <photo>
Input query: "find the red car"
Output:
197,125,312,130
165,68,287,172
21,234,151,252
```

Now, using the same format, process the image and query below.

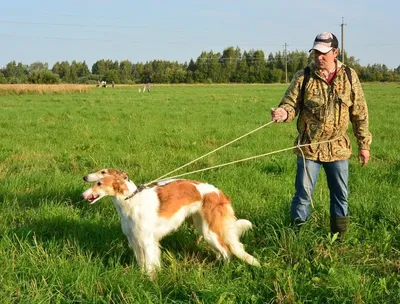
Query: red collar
326,69,337,84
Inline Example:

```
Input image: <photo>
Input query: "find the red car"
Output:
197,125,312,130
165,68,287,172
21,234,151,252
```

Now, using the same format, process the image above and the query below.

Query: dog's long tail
235,219,253,237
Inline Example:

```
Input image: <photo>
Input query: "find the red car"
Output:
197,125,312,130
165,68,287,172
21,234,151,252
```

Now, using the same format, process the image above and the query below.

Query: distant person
271,32,372,237
147,82,151,92
112,81,115,88
96,80,100,87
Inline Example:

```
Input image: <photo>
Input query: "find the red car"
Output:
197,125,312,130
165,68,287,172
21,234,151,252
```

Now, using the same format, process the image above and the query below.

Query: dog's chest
114,192,160,235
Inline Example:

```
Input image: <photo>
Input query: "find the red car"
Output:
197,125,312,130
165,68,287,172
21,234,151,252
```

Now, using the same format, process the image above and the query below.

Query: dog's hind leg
198,219,231,260
222,218,260,267
202,193,260,266
190,213,205,244
203,229,231,260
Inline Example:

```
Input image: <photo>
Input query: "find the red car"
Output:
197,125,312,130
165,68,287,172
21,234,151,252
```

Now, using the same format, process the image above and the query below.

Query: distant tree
142,62,153,83
343,52,362,74
220,46,240,82
92,60,105,75
29,61,48,72
234,56,249,83
270,68,284,83
151,60,169,83
2,45,397,84
193,51,224,83
207,51,222,83
76,61,90,78
265,53,275,83
274,51,285,71
28,70,60,84
267,53,275,69
0,73,7,84
132,63,145,83
52,61,70,81
187,59,196,73
104,70,120,83
246,50,267,83
3,61,28,83
92,59,120,82
119,60,133,83
287,50,308,80
4,61,17,78
194,51,209,83
69,61,80,83
171,66,187,83
186,59,196,83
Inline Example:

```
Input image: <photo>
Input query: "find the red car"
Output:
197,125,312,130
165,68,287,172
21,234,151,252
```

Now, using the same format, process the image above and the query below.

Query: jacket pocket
304,96,325,118
336,95,352,126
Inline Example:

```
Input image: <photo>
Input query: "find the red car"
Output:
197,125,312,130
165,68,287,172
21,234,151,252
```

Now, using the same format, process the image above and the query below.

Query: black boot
330,216,349,238
291,218,305,234
292,218,305,227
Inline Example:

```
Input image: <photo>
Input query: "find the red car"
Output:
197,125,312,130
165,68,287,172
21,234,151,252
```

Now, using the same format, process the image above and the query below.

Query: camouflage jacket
278,60,372,162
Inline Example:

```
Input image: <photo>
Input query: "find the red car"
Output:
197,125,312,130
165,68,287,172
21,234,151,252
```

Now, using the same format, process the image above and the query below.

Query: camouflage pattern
278,60,372,162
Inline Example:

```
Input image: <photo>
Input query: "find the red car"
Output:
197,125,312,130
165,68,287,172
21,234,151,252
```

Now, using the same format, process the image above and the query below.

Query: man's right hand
271,107,288,123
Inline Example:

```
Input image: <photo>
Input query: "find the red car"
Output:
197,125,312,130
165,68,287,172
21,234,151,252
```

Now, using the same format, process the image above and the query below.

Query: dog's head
83,168,129,183
81,176,131,204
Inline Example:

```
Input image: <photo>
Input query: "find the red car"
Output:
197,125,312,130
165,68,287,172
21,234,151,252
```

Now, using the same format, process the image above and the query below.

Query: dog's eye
101,170,106,174
96,181,101,186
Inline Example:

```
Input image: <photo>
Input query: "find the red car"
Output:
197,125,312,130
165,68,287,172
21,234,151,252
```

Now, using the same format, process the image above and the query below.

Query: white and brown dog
81,168,260,279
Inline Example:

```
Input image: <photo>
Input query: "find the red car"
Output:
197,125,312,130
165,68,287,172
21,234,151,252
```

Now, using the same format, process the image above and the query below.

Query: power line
0,20,153,29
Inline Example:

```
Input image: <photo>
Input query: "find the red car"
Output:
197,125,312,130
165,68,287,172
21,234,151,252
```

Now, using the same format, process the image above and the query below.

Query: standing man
271,32,372,236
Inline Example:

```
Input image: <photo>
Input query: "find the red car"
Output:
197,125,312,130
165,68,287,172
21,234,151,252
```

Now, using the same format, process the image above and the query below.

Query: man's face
313,49,338,69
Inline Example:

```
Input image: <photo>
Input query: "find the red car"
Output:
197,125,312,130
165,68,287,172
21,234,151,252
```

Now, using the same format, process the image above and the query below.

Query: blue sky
1,0,398,70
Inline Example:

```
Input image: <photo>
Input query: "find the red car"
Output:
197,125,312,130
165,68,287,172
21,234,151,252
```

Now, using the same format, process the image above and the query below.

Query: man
271,32,372,236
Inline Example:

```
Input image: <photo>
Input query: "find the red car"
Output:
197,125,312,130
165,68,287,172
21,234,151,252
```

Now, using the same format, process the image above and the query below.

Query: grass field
1,83,399,303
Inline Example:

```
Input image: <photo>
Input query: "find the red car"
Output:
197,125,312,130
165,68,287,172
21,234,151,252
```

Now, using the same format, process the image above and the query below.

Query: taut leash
145,121,275,185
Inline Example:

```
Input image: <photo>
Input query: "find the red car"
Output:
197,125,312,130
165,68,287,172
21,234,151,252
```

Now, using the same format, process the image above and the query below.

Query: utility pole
340,17,346,64
284,43,288,83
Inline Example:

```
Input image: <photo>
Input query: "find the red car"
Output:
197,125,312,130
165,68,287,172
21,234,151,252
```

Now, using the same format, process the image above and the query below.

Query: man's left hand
358,149,370,167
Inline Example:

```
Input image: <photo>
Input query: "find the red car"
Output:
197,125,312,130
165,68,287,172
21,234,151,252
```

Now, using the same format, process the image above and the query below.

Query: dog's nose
80,194,85,200
83,176,88,182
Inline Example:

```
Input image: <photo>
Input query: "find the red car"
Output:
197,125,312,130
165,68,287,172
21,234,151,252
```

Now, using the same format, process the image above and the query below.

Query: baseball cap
309,32,339,53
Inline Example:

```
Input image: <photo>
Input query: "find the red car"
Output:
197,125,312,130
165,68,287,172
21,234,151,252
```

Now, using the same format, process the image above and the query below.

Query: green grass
1,84,399,303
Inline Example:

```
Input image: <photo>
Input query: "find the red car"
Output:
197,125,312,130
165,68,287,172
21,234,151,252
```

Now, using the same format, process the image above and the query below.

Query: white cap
309,32,339,53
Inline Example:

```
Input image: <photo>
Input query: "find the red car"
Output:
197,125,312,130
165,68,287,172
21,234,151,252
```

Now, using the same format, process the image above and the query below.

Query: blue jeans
291,156,349,222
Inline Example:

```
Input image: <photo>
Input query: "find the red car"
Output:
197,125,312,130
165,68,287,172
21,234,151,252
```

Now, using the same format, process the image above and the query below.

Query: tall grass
0,84,399,303
0,84,91,95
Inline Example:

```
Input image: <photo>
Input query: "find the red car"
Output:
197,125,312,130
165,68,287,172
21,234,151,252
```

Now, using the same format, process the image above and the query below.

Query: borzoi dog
81,168,260,279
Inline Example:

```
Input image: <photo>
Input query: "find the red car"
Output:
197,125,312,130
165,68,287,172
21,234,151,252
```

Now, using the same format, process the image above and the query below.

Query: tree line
1,47,399,84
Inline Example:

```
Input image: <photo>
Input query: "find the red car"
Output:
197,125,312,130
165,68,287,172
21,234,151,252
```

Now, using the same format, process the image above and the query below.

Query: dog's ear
108,168,129,180
112,178,126,194
112,180,121,193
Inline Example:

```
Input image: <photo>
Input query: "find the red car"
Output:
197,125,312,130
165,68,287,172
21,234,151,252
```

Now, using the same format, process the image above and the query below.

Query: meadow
0,83,399,303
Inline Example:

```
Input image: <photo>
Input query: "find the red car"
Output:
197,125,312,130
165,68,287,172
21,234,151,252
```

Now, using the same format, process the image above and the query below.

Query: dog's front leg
130,239,146,271
141,235,161,280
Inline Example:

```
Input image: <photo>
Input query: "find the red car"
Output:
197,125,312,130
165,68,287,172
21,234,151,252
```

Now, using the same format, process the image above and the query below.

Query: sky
1,0,399,70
